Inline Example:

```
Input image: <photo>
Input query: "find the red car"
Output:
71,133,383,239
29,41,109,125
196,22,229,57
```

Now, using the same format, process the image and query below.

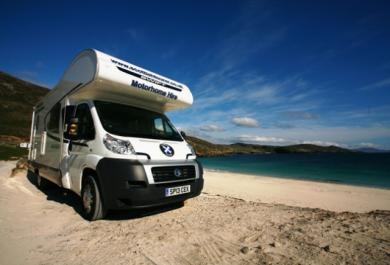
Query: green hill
0,72,49,139
185,136,351,157
0,72,49,159
0,71,352,158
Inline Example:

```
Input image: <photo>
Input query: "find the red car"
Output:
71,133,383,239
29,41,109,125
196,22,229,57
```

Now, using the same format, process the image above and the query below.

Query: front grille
152,166,196,183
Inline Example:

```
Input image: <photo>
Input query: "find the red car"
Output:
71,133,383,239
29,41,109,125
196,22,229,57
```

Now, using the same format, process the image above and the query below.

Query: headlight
103,134,135,155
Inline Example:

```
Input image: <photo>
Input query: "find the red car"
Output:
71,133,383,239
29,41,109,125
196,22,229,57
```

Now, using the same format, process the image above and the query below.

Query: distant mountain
354,147,390,153
0,72,49,139
185,136,352,157
0,71,356,157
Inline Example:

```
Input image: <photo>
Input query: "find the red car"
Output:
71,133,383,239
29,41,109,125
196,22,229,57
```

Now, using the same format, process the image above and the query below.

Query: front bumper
96,158,204,210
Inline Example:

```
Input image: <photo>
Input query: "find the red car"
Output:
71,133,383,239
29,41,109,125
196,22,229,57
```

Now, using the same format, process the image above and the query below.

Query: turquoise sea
199,153,390,189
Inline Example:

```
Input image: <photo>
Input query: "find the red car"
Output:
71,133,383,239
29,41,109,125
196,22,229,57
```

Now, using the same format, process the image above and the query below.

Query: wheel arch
82,167,98,184
75,154,103,194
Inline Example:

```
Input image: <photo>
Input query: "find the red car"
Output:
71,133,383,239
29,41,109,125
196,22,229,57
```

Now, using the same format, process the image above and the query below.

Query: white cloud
193,89,239,110
190,70,319,117
231,126,390,148
232,117,260,127
177,124,390,149
302,140,346,148
357,142,378,148
200,124,225,132
360,77,390,91
280,111,319,120
233,135,346,147
233,135,289,145
274,126,390,145
243,84,281,104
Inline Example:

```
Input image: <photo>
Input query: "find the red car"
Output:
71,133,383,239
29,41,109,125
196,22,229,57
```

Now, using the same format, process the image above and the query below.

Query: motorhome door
66,103,96,192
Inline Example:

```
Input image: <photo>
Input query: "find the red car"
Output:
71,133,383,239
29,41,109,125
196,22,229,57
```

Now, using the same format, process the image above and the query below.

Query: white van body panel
68,153,103,195
50,49,193,113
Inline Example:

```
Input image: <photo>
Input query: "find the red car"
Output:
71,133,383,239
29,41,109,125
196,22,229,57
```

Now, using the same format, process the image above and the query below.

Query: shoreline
203,169,390,213
204,167,390,190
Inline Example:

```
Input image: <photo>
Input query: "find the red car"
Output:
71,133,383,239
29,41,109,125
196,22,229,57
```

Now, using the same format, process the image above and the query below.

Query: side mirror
66,118,79,140
180,131,186,138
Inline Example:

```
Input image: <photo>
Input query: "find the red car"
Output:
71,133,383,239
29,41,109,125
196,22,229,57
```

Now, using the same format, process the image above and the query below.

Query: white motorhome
28,49,203,220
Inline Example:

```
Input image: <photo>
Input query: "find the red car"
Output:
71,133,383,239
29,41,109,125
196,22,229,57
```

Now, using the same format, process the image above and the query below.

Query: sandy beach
204,169,390,213
0,160,389,265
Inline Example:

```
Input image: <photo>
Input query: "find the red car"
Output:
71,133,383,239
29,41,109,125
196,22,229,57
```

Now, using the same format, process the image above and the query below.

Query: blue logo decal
174,168,182,177
160,144,174,157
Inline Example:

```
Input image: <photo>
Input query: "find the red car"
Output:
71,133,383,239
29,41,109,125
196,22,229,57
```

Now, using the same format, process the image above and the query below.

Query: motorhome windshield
94,101,183,141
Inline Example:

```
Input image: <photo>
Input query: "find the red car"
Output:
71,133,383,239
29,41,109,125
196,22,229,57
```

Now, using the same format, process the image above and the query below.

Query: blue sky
1,1,390,148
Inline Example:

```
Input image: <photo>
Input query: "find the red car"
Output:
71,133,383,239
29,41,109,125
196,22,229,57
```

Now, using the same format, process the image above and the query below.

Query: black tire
81,175,106,221
36,170,51,190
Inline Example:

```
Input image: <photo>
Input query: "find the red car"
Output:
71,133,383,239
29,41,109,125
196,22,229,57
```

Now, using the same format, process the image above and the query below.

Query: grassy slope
0,72,49,159
0,71,49,138
0,144,28,160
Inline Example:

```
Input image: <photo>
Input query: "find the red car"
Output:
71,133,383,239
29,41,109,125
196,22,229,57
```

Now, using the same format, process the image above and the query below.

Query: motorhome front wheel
81,175,106,221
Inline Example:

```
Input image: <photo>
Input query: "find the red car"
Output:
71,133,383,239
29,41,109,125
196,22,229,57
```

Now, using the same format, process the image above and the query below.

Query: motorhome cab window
74,103,95,140
94,101,183,141
62,105,75,130
45,103,61,137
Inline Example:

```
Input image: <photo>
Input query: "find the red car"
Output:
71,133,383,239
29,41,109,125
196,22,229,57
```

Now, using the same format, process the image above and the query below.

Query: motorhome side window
74,103,95,140
35,114,40,131
45,103,61,137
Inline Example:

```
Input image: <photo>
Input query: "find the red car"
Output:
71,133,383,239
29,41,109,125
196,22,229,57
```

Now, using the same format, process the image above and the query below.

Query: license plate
165,185,191,197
